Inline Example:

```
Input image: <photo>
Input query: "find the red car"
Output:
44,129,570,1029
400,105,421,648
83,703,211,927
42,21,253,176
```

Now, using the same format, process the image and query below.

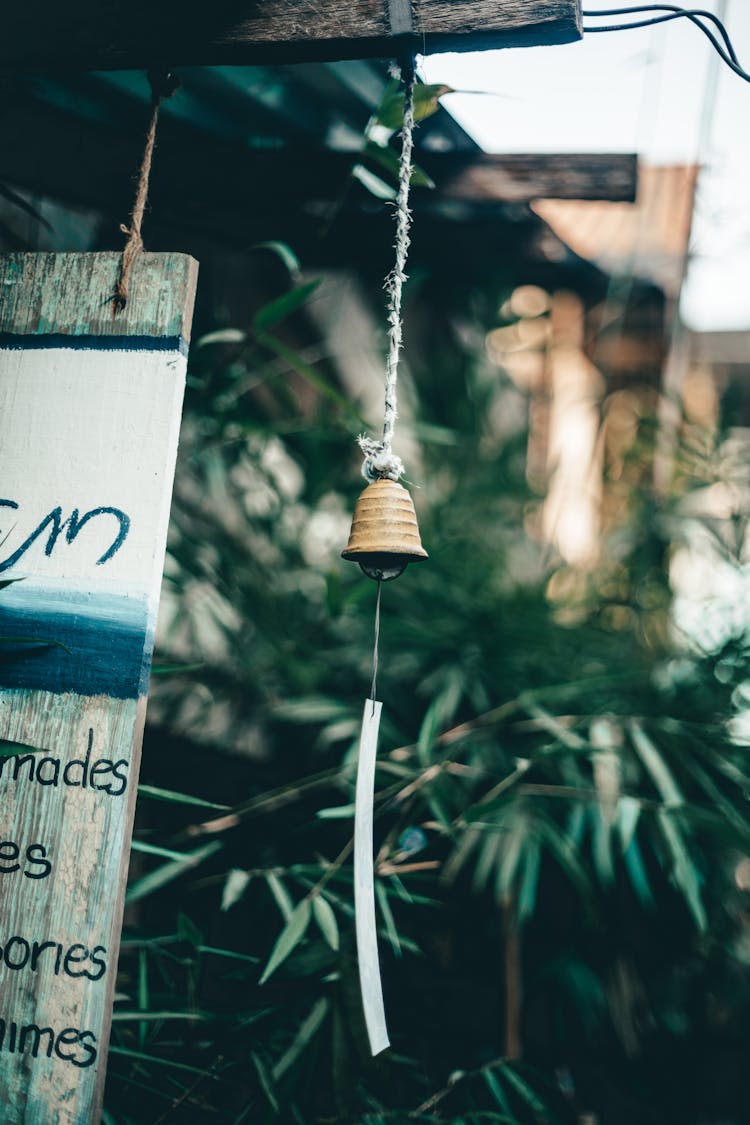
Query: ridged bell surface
342,479,428,579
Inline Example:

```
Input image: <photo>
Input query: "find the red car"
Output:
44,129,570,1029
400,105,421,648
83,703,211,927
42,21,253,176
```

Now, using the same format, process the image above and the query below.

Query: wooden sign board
0,0,583,69
0,252,198,1122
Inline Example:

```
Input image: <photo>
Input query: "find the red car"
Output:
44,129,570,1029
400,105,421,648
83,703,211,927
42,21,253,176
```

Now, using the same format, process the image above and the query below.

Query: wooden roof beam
0,88,637,221
419,153,637,204
1,1,582,72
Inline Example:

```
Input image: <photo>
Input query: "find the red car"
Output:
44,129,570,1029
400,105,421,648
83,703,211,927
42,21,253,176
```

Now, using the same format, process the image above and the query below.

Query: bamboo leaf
108,1046,213,1077
221,868,252,912
316,804,356,820
375,881,401,956
0,578,24,591
592,805,615,885
126,842,222,905
312,894,340,951
137,784,229,811
272,998,329,1081
657,809,707,930
462,768,527,823
266,872,294,921
253,331,361,416
251,1051,280,1114
474,833,503,894
0,181,53,230
537,818,591,900
0,635,70,654
497,1063,546,1113
482,1067,511,1112
417,699,442,765
362,141,435,189
112,1009,209,1022
274,697,352,723
194,328,247,348
177,912,203,948
138,950,148,1050
150,661,206,676
517,837,541,921
524,702,588,750
253,281,321,331
131,841,194,862
351,164,396,201
617,796,641,853
197,945,259,964
496,814,527,902
252,240,302,277
629,720,683,807
0,738,43,759
259,898,312,984
623,836,653,907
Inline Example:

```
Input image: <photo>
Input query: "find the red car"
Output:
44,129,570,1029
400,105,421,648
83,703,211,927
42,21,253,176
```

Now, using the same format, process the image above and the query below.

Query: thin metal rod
370,578,382,710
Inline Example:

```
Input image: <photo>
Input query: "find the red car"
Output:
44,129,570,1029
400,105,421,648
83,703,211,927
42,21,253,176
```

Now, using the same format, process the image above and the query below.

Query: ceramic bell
342,478,428,580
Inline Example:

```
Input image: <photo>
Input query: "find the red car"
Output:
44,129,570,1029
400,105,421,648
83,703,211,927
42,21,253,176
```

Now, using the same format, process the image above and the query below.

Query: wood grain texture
0,252,198,1123
0,694,143,1123
0,253,198,340
0,0,582,69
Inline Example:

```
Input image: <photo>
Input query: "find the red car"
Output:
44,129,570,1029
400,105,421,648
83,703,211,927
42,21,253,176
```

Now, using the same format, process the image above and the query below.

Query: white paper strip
354,698,390,1055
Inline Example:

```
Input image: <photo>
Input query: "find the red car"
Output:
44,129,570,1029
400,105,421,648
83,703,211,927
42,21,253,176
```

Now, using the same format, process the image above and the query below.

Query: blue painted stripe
0,333,189,357
0,591,153,700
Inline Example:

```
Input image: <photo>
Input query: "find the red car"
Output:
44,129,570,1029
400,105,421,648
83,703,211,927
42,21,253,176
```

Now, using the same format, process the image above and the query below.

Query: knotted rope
113,71,179,313
359,56,417,483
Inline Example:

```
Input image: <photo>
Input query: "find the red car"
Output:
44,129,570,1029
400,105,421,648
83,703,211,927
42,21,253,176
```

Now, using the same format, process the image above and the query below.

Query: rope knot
358,436,404,483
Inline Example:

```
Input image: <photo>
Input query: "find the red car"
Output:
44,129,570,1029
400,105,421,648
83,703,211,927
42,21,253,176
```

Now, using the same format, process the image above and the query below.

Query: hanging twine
113,71,179,313
359,55,417,483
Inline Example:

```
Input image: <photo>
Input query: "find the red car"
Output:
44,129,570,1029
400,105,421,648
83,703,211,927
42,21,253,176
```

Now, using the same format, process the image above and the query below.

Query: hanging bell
342,478,428,581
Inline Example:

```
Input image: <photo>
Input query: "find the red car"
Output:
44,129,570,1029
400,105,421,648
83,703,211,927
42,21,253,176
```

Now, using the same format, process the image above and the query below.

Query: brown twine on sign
113,71,179,314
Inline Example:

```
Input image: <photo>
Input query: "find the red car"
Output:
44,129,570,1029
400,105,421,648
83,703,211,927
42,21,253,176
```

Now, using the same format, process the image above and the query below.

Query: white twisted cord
359,56,416,484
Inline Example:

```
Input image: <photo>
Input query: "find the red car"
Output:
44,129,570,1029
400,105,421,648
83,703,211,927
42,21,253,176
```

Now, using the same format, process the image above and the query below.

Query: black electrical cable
582,5,750,83
584,6,737,59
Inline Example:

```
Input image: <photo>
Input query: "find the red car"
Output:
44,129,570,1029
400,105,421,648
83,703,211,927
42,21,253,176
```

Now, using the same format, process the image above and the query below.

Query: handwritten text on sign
0,256,195,1125
0,729,119,1071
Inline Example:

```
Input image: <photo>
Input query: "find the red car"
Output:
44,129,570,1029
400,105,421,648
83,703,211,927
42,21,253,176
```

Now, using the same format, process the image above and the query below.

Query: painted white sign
0,334,187,1121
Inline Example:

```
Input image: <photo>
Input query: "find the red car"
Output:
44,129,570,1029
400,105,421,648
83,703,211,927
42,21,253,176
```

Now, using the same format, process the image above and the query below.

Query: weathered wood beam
0,0,582,71
145,149,637,205
399,152,637,204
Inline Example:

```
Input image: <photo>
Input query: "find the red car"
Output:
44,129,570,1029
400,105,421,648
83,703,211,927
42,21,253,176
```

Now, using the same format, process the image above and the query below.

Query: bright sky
422,0,750,333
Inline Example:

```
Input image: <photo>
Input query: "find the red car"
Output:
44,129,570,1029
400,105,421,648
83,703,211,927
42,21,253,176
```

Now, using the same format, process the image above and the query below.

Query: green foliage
103,268,750,1124
0,738,43,759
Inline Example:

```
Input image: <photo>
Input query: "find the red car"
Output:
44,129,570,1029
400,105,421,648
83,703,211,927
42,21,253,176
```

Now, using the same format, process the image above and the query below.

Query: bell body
342,478,428,580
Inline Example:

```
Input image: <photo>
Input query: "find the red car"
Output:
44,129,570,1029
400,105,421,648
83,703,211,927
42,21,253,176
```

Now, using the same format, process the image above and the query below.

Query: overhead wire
582,5,750,83
585,6,736,59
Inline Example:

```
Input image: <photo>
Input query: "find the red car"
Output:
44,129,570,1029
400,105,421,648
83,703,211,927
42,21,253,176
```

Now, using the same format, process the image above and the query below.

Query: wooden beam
0,252,198,1123
400,153,637,204
145,149,636,205
0,0,582,71
0,98,637,240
